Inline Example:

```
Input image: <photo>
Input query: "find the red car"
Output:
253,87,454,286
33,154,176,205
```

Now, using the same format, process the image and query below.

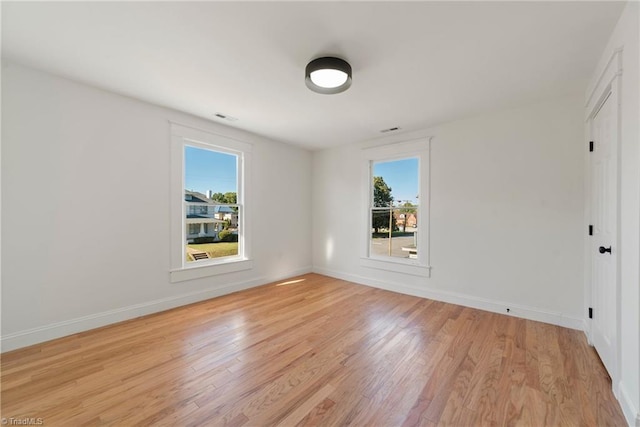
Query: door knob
599,246,612,254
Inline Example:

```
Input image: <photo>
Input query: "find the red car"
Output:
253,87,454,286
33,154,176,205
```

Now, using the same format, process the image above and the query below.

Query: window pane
185,205,240,262
184,145,240,263
370,158,419,260
371,158,419,208
370,208,418,259
185,146,238,195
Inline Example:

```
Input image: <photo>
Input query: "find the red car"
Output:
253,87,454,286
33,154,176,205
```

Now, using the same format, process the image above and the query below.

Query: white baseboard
618,381,640,427
1,266,312,353
312,266,584,331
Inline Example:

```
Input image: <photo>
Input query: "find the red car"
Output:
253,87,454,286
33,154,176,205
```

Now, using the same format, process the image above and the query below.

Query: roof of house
186,214,227,222
185,190,213,204
213,205,235,213
185,191,236,213
186,214,211,219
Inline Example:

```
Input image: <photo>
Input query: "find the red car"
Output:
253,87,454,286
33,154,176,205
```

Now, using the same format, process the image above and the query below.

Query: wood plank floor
1,273,626,426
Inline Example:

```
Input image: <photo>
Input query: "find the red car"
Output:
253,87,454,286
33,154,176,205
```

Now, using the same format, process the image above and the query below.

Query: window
361,138,431,277
370,158,419,260
184,146,240,262
170,124,252,282
188,224,199,235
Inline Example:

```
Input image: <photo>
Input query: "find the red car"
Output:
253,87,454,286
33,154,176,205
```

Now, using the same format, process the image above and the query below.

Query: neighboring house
213,205,238,228
185,191,237,242
395,212,417,229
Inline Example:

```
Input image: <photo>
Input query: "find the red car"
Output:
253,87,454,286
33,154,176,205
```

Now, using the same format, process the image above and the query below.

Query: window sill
170,259,253,283
360,257,431,277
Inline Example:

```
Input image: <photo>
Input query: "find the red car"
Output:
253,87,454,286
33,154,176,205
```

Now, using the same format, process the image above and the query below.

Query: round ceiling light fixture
305,57,352,94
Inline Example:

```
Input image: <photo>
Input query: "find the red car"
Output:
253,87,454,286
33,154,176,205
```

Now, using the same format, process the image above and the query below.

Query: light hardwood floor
1,274,626,426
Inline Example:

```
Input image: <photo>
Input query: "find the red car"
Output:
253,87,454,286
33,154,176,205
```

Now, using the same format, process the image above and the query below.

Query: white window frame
170,123,253,283
361,138,431,277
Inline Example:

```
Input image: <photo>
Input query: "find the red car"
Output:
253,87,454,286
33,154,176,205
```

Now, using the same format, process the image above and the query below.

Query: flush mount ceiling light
305,57,352,94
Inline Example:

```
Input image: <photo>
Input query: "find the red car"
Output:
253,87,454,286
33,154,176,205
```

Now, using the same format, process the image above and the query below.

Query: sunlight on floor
275,279,306,287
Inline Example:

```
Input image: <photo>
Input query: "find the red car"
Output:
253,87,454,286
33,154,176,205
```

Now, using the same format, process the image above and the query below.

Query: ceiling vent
380,126,400,133
214,113,238,122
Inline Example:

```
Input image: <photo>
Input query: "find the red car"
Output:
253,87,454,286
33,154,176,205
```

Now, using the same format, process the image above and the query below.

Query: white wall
313,94,586,328
588,2,640,425
1,63,312,350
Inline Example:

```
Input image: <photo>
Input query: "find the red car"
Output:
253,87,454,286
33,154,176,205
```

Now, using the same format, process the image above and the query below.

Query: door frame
584,47,623,388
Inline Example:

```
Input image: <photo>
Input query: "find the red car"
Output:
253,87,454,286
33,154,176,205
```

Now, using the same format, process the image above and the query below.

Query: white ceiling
2,1,625,150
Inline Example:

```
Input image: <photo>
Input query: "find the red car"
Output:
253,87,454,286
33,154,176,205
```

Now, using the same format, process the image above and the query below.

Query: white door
590,92,618,378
